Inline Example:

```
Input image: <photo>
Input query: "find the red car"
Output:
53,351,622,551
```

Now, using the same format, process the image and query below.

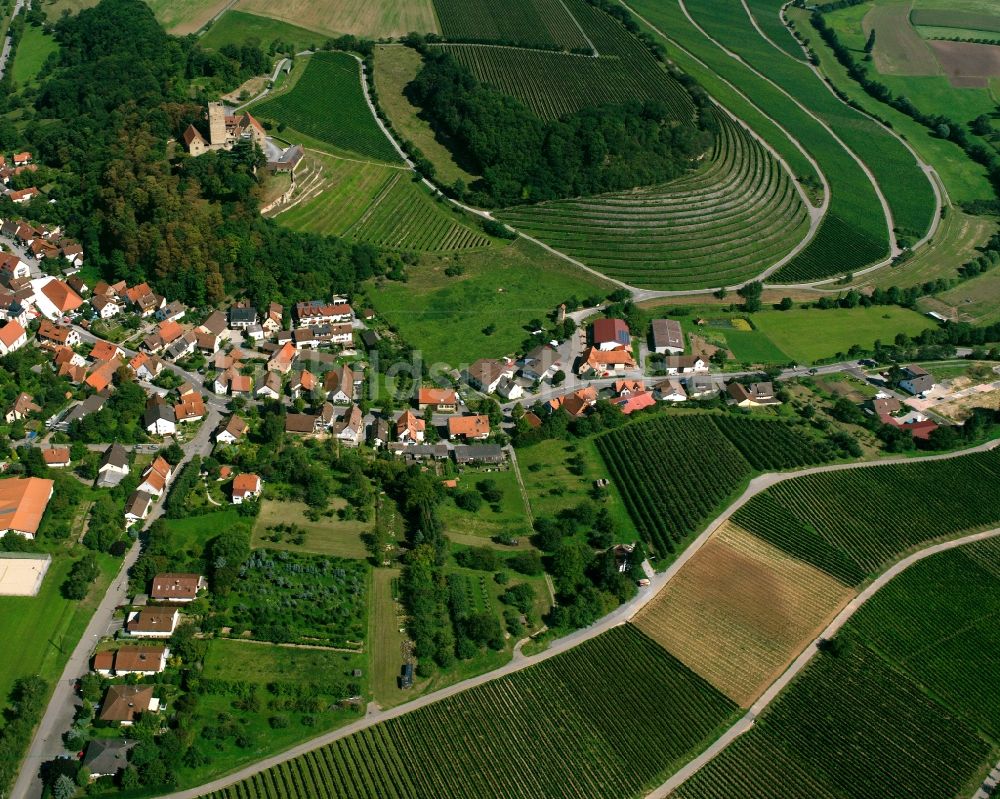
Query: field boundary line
302,146,410,171
148,437,1000,799
646,524,1000,798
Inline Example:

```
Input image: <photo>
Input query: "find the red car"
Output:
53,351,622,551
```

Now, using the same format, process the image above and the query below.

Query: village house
262,302,283,334
156,300,187,323
727,381,782,408
591,318,631,351
37,320,79,348
137,457,173,497
496,376,523,401
9,187,40,204
31,278,84,320
520,344,562,382
0,319,27,355
396,409,425,444
268,341,297,374
164,331,197,361
654,378,688,402
215,415,248,445
97,444,130,488
663,354,708,376
84,358,120,394
66,275,88,296
613,379,645,397
284,413,322,435
6,392,40,423
332,404,364,446
99,685,160,726
578,347,637,376
324,364,355,404
93,645,169,677
232,474,262,504
465,358,512,394
228,304,258,330
294,299,353,327
684,375,723,400
289,369,316,400
129,352,164,381
41,447,71,468
174,395,206,424
151,573,206,602
367,417,390,448
453,445,506,465
417,387,459,414
256,371,282,400
89,340,125,363
124,607,180,638
124,491,153,527
0,477,54,538
143,399,176,437
651,319,684,355
448,414,491,441
612,391,657,415
228,374,252,397
547,386,598,418
899,365,935,396
0,252,29,281
82,739,134,782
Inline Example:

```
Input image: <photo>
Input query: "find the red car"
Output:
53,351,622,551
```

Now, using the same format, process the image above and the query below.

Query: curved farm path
150,437,1000,799
743,0,945,250
647,523,1000,798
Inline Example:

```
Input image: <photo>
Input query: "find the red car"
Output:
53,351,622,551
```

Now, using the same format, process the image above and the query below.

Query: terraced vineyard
673,543,1000,799
253,51,401,163
733,447,1000,583
432,0,592,50
276,154,491,252
200,625,737,799
503,113,810,289
595,414,830,554
626,0,893,281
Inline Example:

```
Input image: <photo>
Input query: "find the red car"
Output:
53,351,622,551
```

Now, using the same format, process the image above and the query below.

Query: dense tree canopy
406,51,714,206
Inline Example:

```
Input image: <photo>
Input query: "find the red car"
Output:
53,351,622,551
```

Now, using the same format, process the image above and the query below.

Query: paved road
147,436,1000,799
12,407,220,799
648,525,1000,798
234,57,289,112
0,0,27,80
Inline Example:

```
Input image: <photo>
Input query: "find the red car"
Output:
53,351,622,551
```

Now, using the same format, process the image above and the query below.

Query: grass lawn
515,437,635,540
367,238,612,367
930,267,1000,325
200,10,330,52
751,306,935,362
252,498,369,558
373,44,478,187
717,326,791,364
162,509,249,569
11,24,58,85
0,551,117,715
437,468,531,541
233,0,439,39
370,567,416,708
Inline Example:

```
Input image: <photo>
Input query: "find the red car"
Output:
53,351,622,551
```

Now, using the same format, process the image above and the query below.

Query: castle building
183,102,267,157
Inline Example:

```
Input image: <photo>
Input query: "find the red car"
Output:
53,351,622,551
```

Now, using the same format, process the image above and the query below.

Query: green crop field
503,113,810,290
199,10,327,51
749,306,935,362
276,153,491,252
596,414,832,556
253,51,401,163
233,0,440,39
733,447,1000,584
433,0,591,50
673,540,1000,799
626,0,896,281
200,625,738,799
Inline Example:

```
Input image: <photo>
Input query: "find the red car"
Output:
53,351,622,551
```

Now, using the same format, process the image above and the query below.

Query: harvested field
0,554,51,596
864,3,939,75
234,0,440,38
632,524,852,706
929,39,1000,86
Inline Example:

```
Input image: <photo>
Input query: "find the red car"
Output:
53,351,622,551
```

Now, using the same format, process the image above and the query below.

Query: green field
200,10,330,51
432,0,591,49
673,539,1000,799
932,265,1000,324
252,498,369,558
276,153,491,251
253,51,401,162
202,625,739,799
626,0,893,282
438,468,532,540
367,238,612,367
734,447,1000,584
503,112,810,290
749,306,935,362
597,414,834,557
11,24,58,85
0,551,117,725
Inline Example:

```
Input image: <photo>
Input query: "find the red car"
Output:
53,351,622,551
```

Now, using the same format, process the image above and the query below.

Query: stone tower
207,102,227,148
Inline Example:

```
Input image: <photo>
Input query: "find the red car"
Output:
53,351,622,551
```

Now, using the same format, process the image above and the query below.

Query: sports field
633,523,852,706
234,0,439,39
750,306,934,362
0,554,50,596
